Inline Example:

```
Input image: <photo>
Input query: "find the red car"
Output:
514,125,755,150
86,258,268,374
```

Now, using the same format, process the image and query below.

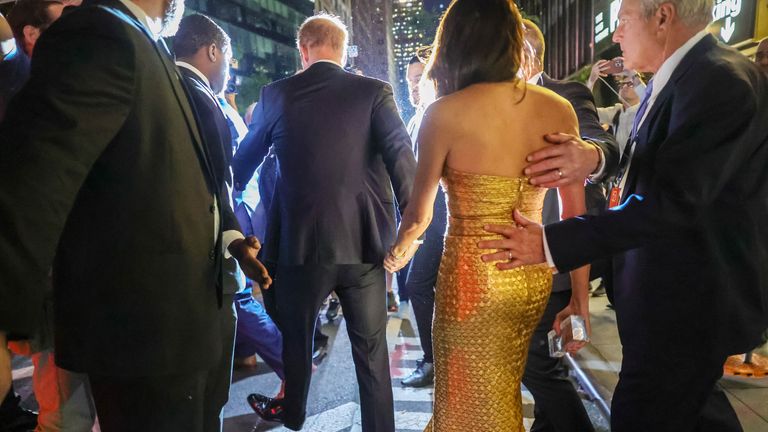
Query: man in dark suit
174,14,271,432
483,1,768,430
0,0,265,430
232,15,416,432
518,19,619,432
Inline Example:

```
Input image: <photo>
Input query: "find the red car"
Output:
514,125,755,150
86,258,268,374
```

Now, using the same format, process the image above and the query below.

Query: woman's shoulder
524,84,573,113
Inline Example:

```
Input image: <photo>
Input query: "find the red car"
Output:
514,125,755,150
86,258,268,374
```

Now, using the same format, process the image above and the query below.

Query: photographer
588,57,647,154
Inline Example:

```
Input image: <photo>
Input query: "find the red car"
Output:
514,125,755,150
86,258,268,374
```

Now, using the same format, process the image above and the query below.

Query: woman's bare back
426,80,579,178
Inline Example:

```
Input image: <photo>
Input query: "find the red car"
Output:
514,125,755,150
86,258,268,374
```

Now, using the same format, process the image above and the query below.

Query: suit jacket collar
634,34,718,148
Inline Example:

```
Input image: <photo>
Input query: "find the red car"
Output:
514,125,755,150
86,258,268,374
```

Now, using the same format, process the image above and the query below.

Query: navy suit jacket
539,74,620,293
546,35,768,356
232,62,416,265
178,66,243,294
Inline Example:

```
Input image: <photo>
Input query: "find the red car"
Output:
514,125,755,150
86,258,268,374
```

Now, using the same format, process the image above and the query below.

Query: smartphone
605,57,624,75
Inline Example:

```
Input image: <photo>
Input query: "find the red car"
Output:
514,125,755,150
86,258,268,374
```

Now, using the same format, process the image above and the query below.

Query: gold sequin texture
424,167,552,432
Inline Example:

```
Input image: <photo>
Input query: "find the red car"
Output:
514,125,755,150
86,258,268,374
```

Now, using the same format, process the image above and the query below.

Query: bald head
296,14,348,69
522,19,545,68
757,37,768,74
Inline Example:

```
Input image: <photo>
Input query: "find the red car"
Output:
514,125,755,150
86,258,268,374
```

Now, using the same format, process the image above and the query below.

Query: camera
605,57,624,75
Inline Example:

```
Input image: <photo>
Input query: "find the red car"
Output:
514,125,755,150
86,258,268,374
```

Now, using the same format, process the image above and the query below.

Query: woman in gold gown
383,1,591,431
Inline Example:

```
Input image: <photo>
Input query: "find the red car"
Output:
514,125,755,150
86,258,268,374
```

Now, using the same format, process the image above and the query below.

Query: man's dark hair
7,0,62,42
426,0,524,97
409,55,422,66
174,14,230,59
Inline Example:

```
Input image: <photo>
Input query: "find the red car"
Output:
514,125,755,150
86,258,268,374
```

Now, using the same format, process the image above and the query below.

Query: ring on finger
557,169,564,178
507,251,513,261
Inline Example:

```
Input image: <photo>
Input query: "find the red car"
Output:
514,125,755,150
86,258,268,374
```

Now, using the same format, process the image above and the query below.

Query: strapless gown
425,166,553,432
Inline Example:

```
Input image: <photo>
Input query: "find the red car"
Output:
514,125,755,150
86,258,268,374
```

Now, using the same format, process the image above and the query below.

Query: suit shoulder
45,3,138,42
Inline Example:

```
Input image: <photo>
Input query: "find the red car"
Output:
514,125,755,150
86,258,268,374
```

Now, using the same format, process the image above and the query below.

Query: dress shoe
401,359,434,387
313,334,328,360
247,394,303,431
387,291,398,312
325,298,341,320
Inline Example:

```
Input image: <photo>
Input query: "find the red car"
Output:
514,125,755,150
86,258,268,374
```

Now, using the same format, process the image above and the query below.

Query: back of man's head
521,18,545,68
174,14,230,60
7,0,64,55
296,14,348,66
174,14,232,94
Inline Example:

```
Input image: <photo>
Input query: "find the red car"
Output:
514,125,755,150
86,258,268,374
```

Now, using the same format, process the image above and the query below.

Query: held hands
524,134,599,188
0,332,10,400
383,242,420,273
229,236,273,289
478,210,546,270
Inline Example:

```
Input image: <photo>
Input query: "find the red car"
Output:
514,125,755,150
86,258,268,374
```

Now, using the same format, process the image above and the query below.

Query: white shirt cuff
1,39,16,58
587,142,607,183
542,228,558,272
222,230,246,258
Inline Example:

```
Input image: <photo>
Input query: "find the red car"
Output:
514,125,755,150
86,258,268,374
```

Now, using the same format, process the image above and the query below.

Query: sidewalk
571,296,768,431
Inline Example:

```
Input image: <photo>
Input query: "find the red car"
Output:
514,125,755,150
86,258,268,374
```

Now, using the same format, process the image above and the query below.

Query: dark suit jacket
546,35,768,356
232,62,416,265
0,0,224,376
540,74,620,292
178,65,242,294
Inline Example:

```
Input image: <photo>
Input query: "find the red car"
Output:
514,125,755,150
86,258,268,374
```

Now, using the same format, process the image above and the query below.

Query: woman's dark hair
425,0,525,97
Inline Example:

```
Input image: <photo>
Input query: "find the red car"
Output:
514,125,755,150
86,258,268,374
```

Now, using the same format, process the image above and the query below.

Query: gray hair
640,0,713,27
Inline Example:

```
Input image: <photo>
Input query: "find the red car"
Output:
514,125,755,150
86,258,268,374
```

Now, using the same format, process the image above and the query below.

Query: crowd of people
0,0,767,431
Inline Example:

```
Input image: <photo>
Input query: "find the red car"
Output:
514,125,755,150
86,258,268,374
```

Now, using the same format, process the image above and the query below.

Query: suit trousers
89,371,209,432
522,290,595,432
203,293,237,432
275,264,394,432
611,344,742,432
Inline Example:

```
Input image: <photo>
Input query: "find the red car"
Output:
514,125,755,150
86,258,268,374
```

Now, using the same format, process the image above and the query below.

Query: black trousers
404,236,442,364
89,371,210,432
611,344,742,432
203,293,237,432
522,290,595,432
275,264,394,432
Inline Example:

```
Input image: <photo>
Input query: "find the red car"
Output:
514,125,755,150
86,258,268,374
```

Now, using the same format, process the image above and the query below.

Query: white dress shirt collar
647,30,708,101
176,61,211,89
118,0,162,40
527,71,544,85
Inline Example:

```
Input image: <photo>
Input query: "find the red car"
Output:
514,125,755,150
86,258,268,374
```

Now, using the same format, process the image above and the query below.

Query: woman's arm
384,104,449,272
554,105,591,350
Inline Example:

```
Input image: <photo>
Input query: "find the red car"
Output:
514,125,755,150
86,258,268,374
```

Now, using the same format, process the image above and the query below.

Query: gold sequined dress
425,166,552,432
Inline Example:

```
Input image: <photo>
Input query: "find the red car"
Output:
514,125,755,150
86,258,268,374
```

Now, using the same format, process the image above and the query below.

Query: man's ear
22,25,41,47
656,2,675,30
208,43,218,63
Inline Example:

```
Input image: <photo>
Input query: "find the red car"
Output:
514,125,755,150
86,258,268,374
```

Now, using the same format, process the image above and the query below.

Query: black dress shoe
401,359,434,387
325,298,341,320
247,394,304,431
247,393,285,423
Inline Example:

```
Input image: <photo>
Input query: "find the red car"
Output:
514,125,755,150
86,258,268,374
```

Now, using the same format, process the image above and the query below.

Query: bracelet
389,246,407,261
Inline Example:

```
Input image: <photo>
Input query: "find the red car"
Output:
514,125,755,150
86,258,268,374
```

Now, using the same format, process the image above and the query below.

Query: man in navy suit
481,0,768,430
174,14,271,432
232,14,416,431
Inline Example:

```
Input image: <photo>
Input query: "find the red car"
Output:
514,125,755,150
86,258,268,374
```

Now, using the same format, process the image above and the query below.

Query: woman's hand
553,297,591,354
383,243,420,273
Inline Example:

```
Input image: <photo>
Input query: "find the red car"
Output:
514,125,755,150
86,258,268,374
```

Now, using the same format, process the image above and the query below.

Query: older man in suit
233,14,416,432
0,0,266,430
484,1,768,430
